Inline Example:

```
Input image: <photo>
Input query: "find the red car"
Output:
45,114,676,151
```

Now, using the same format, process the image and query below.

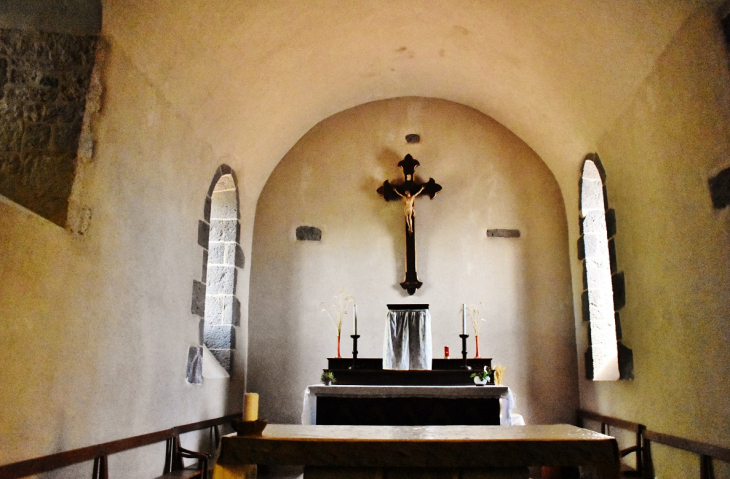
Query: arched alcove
247,97,578,424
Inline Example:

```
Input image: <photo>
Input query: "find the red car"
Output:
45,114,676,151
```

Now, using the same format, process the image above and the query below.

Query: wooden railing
578,409,730,479
0,413,241,479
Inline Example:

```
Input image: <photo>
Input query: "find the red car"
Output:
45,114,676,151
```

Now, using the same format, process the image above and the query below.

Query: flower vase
336,333,341,358
474,334,481,358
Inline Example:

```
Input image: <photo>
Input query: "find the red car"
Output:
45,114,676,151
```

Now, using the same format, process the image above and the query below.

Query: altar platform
215,424,621,479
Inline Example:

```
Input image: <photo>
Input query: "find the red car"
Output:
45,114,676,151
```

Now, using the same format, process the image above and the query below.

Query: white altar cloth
383,309,432,370
302,385,520,426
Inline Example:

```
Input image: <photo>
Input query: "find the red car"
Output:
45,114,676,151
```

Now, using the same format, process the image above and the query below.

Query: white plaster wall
0,40,247,477
248,97,577,425
580,9,730,476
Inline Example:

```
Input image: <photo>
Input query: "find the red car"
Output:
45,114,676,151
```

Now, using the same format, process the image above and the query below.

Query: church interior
1,1,729,477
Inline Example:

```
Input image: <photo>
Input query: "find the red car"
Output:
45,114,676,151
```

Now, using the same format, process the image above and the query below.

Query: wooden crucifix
377,154,442,295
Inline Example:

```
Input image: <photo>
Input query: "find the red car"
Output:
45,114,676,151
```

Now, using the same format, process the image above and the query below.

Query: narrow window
189,165,243,381
579,154,632,380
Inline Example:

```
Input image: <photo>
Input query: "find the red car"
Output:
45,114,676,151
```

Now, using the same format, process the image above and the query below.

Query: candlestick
462,304,466,335
459,334,471,370
350,334,361,369
243,392,259,421
354,304,358,335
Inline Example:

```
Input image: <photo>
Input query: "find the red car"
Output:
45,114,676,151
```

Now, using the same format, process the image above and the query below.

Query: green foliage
321,370,336,384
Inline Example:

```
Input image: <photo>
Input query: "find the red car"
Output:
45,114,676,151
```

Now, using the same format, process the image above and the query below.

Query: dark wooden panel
316,396,500,426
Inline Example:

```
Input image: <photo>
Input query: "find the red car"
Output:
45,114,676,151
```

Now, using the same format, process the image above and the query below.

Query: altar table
216,424,620,479
302,385,517,426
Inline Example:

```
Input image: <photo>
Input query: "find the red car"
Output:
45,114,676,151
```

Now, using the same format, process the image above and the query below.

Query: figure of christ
394,185,425,233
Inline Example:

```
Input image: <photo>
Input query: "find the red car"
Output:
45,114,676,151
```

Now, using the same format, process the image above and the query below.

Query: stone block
208,241,226,264
197,220,209,248
486,229,520,238
210,190,238,219
618,342,634,380
0,101,24,122
709,166,730,209
608,238,617,273
612,272,625,310
201,250,208,283
210,218,239,242
199,319,205,345
22,123,51,150
186,346,203,385
581,290,589,322
222,242,238,266
584,348,594,380
235,244,245,268
584,258,612,290
210,349,232,372
296,226,322,241
582,210,608,235
44,103,84,123
232,296,241,326
52,122,82,152
605,209,616,238
0,57,7,97
580,178,604,212
204,324,235,350
0,120,23,151
204,294,237,325
23,103,44,122
203,195,211,221
59,70,93,102
614,312,622,341
579,233,607,259
206,265,236,295
191,280,206,317
214,174,236,191
0,154,21,177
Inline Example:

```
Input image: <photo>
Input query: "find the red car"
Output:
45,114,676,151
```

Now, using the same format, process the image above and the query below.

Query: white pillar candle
243,392,259,421
354,304,358,335
462,304,466,335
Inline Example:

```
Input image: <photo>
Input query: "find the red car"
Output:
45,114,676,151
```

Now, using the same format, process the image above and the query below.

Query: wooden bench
0,413,240,478
577,410,645,477
643,429,730,479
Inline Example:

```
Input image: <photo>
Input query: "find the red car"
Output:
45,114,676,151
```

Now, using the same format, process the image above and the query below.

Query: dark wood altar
316,358,500,426
326,358,494,386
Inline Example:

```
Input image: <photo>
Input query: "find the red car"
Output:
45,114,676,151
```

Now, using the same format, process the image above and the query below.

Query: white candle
354,304,358,335
462,304,466,335
243,392,259,421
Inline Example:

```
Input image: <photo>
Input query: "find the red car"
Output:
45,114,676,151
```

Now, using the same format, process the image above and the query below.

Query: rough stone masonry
0,28,97,226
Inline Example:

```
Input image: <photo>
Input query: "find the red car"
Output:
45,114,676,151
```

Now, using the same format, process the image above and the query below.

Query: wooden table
216,424,620,479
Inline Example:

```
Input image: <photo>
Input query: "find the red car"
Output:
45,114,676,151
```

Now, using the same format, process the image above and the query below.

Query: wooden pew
576,410,645,476
0,413,240,478
643,430,730,479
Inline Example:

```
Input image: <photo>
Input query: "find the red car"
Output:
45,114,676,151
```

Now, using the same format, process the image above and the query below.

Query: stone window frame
578,153,633,381
188,164,244,383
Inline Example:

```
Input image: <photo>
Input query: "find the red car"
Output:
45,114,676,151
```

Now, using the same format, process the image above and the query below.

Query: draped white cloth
382,309,432,370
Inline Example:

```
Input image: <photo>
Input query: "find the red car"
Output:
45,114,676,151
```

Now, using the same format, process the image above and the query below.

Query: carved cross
377,154,442,295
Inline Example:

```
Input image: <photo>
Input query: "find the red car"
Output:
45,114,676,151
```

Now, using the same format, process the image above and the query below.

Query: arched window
188,165,243,383
579,154,632,380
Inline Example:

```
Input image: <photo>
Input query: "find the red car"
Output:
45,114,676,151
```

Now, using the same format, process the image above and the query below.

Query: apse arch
248,96,578,424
